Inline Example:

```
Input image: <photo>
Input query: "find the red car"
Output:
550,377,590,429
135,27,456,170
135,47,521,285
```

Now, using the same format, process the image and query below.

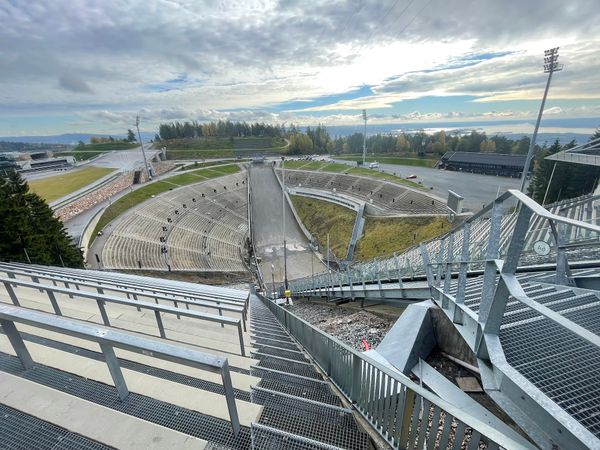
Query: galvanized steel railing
0,303,242,435
258,294,530,450
290,189,600,295
0,275,247,356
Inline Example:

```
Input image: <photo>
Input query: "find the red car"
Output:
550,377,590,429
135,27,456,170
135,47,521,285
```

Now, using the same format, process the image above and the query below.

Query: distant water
324,117,600,144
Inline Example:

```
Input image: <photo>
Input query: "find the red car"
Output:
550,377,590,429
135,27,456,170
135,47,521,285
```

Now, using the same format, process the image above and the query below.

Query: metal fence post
99,342,129,400
220,359,241,437
0,319,33,369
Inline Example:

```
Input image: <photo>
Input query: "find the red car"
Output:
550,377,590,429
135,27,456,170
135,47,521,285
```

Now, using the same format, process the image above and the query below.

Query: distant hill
0,132,155,146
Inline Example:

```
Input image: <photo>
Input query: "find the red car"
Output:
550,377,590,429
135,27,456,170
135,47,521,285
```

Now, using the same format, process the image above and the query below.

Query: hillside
163,137,287,159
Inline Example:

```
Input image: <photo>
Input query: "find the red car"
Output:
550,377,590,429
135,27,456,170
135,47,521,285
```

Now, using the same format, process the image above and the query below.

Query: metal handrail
0,303,241,435
0,266,247,326
290,189,600,294
0,276,246,356
3,262,248,305
257,294,531,449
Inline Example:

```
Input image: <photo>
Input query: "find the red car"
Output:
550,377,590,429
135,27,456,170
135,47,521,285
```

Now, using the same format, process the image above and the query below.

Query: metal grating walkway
0,352,251,449
0,403,113,450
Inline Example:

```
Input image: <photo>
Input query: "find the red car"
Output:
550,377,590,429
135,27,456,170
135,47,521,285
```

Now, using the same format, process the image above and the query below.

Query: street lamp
520,47,563,192
362,109,368,165
271,263,275,299
136,115,152,181
281,156,289,291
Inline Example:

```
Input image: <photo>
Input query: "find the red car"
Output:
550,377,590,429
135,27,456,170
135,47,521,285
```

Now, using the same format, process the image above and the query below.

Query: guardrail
291,189,600,295
257,294,530,449
0,303,241,436
0,276,247,356
0,267,247,328
2,262,249,306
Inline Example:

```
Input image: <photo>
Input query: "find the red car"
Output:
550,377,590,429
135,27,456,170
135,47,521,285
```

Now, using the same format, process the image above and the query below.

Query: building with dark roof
439,151,529,177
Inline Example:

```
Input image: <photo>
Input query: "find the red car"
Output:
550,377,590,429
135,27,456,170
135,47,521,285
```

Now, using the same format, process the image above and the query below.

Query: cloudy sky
1,0,599,136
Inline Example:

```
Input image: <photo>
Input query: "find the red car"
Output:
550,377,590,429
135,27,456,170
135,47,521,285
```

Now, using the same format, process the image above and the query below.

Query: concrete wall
79,206,106,261
429,306,478,366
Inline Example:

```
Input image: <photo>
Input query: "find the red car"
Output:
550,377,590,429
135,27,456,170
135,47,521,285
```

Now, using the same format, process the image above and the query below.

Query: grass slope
355,216,450,261
290,195,356,259
177,160,249,171
29,166,115,202
92,164,240,240
337,155,437,168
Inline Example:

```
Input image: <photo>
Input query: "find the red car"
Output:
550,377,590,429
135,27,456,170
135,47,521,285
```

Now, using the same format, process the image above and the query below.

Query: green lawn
91,164,240,240
290,195,356,259
337,154,437,168
77,142,138,151
29,166,116,202
355,216,450,261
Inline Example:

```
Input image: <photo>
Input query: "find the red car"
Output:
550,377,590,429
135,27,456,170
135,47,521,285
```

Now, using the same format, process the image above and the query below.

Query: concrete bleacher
280,168,449,215
102,171,249,272
0,263,370,449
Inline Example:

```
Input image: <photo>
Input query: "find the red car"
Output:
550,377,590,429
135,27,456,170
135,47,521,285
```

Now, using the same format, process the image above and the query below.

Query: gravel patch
288,300,394,350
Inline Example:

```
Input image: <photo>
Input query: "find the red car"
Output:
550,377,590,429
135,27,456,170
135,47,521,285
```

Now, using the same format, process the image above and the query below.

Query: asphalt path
249,163,327,285
333,159,522,212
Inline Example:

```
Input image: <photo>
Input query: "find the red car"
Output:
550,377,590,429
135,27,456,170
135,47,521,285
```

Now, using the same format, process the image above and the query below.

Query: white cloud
0,0,599,134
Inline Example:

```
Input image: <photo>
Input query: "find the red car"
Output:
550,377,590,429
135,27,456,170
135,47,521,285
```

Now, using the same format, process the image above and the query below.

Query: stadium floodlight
362,109,368,165
520,47,563,193
136,115,152,181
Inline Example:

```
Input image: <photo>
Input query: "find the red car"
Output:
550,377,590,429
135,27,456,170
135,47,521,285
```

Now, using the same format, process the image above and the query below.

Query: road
249,163,327,286
334,159,522,212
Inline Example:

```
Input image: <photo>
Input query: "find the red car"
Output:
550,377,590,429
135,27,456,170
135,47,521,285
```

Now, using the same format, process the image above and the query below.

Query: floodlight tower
362,109,368,165
136,115,152,181
520,47,563,192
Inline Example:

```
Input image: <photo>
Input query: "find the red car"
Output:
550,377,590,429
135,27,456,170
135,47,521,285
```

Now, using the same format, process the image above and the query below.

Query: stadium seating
102,172,249,272
280,169,449,215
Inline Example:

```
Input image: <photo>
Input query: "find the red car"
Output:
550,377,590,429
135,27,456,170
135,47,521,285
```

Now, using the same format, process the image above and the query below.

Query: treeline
157,121,285,140
0,141,67,153
528,131,600,204
286,127,534,156
0,172,83,267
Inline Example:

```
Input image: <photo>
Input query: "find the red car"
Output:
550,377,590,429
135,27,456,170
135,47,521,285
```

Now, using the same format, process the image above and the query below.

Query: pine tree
0,172,83,267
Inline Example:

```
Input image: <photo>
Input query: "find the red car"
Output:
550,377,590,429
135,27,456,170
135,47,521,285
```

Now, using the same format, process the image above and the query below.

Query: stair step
0,371,206,449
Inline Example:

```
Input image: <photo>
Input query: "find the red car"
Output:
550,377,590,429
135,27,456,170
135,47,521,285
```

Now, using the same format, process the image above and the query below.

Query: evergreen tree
0,172,83,267
127,129,137,142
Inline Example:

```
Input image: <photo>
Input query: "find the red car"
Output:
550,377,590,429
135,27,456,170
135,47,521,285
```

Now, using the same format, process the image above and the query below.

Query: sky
1,0,600,136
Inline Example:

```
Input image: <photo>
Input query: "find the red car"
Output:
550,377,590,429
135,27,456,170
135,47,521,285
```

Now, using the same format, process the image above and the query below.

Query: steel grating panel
251,345,309,362
0,403,113,450
257,407,369,449
251,423,344,450
252,337,299,350
257,379,341,406
250,366,325,388
501,294,599,326
3,329,252,402
564,305,600,335
0,352,252,449
500,320,600,437
251,387,350,422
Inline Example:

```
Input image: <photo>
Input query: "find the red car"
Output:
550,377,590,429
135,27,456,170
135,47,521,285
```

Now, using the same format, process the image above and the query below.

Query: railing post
154,310,166,338
220,359,241,436
420,244,434,287
99,342,129,400
454,223,471,324
0,319,34,369
550,221,573,286
46,290,62,316
394,252,404,298
351,352,362,400
3,281,20,306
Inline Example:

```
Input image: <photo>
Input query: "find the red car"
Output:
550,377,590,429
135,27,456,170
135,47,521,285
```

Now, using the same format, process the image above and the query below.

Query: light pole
281,156,289,290
520,47,563,192
362,109,368,165
136,115,152,181
271,263,275,299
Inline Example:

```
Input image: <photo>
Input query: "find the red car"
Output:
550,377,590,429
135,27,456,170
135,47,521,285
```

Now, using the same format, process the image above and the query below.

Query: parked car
368,162,379,169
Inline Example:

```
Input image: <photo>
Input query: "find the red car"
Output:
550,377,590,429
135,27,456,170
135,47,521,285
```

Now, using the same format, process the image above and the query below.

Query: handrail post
99,342,129,400
237,322,246,357
220,359,241,437
0,319,34,369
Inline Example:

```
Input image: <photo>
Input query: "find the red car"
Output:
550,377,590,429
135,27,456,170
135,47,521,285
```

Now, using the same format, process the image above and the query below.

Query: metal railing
0,276,247,356
2,262,249,305
0,303,241,435
0,266,247,327
257,294,530,449
290,189,600,295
